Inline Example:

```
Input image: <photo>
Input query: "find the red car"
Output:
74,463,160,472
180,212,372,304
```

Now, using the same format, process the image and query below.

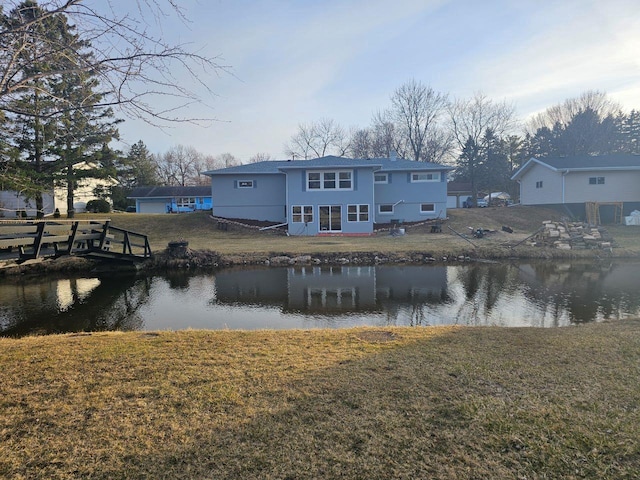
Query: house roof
203,155,453,176
511,154,640,180
447,182,472,193
128,186,211,199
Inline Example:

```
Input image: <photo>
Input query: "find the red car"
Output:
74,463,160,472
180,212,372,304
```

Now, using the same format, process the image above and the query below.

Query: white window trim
420,203,436,213
374,173,388,184
307,170,353,191
347,204,370,222
411,171,440,183
292,205,313,223
238,180,254,188
378,204,394,214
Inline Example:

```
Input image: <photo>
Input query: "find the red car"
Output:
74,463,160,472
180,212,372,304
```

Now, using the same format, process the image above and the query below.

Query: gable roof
511,154,640,180
128,186,211,199
204,155,453,176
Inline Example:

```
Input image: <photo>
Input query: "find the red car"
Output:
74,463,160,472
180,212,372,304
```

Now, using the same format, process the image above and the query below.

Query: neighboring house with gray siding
204,155,452,236
511,154,640,220
128,186,212,213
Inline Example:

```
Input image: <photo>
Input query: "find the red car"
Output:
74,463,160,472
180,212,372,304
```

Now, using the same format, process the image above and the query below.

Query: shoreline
1,244,638,277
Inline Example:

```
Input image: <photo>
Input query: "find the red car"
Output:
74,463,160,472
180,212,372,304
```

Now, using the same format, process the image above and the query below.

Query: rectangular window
411,172,440,182
177,197,195,208
536,181,543,188
589,176,605,185
238,180,254,188
339,171,352,189
374,173,388,183
379,204,394,214
420,203,435,213
308,172,321,189
292,205,313,223
323,172,336,189
347,204,369,222
307,170,353,190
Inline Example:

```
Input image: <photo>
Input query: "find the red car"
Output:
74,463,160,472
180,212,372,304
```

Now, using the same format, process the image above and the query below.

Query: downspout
562,170,569,204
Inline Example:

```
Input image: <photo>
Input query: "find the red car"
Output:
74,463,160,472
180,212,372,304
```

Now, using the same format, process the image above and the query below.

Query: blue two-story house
204,155,452,236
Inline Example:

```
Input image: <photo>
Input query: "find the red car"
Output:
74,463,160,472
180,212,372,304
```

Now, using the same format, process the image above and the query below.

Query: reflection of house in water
214,265,449,314
516,262,640,323
287,266,377,313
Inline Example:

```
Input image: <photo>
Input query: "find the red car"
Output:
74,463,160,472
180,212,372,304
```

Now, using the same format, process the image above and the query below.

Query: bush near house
85,199,111,213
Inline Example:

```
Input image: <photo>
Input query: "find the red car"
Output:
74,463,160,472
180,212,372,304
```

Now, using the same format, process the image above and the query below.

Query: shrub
86,199,111,213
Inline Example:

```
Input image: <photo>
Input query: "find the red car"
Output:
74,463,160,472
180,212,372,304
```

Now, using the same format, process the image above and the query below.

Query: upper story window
536,181,543,188
238,180,254,188
374,173,388,183
307,170,353,190
411,171,440,182
589,176,605,185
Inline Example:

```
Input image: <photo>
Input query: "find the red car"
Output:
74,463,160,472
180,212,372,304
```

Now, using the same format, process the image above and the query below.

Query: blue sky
114,0,640,161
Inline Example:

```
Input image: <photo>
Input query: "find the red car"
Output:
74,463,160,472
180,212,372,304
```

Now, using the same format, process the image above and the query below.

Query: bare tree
155,145,201,186
348,128,373,158
448,92,517,198
285,118,348,159
191,153,218,185
216,152,240,168
388,79,451,163
0,1,228,124
370,113,403,158
526,90,621,133
248,152,272,163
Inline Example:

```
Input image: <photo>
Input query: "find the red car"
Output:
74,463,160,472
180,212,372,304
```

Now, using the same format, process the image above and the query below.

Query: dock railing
0,219,151,261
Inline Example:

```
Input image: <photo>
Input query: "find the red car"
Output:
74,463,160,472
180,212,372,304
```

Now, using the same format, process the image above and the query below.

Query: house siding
564,170,640,203
205,156,452,235
374,170,448,222
211,174,286,222
285,168,374,235
518,163,564,204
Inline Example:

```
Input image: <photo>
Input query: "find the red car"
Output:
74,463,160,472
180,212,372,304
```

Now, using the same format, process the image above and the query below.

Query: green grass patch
1,322,639,478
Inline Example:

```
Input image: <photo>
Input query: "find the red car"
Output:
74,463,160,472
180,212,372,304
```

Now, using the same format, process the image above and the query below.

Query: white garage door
138,201,169,214
447,195,459,209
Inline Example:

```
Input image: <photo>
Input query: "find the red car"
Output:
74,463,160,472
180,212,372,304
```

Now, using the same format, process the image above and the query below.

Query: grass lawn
1,322,639,479
83,206,640,260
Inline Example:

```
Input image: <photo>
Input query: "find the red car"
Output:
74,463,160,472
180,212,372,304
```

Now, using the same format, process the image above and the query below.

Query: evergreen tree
4,1,119,218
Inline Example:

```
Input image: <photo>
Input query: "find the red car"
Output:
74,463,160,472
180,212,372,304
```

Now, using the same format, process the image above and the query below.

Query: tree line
285,85,640,201
2,2,640,216
0,0,223,216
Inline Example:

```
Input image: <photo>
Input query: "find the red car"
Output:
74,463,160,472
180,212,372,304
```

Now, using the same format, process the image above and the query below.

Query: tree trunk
66,164,75,219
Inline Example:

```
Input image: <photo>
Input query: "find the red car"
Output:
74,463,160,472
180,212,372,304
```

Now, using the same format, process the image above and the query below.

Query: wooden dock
0,219,151,263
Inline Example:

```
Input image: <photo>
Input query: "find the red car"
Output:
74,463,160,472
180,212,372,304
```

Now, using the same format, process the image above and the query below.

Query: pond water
1,261,640,337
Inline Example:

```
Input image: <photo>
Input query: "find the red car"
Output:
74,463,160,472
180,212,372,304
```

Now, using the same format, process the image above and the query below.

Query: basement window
420,203,435,213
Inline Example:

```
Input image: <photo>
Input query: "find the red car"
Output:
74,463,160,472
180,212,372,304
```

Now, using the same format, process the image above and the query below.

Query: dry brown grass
82,206,640,261
1,322,639,479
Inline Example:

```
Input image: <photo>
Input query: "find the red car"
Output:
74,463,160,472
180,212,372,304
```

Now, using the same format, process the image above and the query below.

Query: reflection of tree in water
382,286,451,326
91,277,153,331
518,261,640,323
1,275,153,337
454,264,521,324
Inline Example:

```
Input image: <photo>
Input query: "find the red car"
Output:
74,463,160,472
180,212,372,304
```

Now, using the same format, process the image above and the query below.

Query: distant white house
511,154,640,221
0,161,116,218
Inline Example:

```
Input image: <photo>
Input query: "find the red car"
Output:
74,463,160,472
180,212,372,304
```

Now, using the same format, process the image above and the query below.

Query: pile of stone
534,221,614,250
